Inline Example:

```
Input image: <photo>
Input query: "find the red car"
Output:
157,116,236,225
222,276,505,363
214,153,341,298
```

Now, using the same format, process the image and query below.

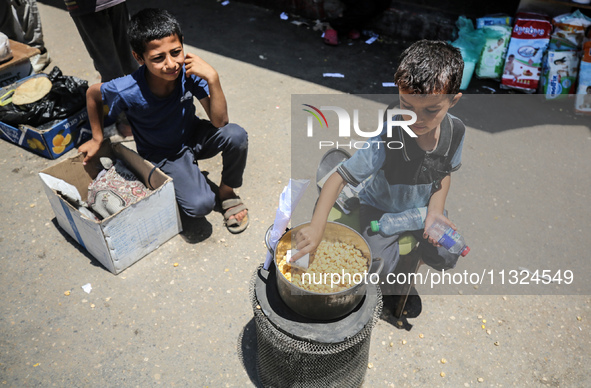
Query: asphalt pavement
0,1,590,387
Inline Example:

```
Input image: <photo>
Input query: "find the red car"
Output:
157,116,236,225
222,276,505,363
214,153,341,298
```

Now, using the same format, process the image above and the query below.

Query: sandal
323,28,338,46
221,197,249,234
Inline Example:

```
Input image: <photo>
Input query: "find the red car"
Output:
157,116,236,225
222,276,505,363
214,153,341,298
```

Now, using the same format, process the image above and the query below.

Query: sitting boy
293,40,465,300
79,8,249,233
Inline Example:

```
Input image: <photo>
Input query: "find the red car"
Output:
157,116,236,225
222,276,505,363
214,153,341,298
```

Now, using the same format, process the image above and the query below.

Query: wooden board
0,40,40,72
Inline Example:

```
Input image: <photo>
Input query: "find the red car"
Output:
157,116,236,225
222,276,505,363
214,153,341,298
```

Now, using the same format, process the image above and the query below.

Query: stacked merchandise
540,10,591,100
575,42,591,115
475,15,513,80
450,16,487,90
500,13,553,93
461,8,591,114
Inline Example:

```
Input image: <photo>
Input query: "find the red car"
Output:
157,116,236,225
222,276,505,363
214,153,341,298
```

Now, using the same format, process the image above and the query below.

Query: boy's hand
184,53,218,82
78,138,101,165
291,224,323,262
423,212,456,248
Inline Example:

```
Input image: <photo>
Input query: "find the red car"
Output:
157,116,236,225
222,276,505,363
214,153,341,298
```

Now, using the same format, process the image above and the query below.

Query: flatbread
12,76,52,105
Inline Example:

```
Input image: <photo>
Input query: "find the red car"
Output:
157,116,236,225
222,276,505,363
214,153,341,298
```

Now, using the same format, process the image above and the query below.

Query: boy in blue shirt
79,8,249,233
293,40,466,297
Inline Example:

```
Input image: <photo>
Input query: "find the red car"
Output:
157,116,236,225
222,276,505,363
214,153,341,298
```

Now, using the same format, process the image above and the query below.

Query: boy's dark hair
394,40,464,95
128,8,183,58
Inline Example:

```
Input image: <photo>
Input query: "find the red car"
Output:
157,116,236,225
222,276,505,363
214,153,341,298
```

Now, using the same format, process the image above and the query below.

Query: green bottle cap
370,220,380,232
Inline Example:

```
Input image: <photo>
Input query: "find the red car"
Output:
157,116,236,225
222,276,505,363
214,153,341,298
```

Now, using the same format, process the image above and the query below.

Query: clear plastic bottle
370,207,427,236
426,219,470,257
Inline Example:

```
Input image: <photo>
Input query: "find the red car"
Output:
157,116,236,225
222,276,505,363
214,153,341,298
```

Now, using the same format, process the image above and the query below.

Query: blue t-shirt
337,114,465,213
101,65,209,161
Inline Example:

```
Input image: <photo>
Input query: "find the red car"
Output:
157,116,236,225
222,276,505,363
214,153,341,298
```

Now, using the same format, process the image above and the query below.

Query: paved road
1,1,590,386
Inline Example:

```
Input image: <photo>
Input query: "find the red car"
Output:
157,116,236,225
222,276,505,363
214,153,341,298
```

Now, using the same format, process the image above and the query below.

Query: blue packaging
476,14,513,29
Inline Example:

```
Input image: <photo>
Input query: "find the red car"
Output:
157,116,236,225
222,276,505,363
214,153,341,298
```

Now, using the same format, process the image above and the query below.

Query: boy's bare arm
78,83,104,165
185,53,229,128
291,172,346,261
424,174,457,246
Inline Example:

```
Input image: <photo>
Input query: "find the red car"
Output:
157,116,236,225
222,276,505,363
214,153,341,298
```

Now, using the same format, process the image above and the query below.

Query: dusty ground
0,1,590,387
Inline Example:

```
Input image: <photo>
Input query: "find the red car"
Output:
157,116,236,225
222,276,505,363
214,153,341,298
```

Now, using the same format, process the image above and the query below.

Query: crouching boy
292,40,466,302
79,8,249,233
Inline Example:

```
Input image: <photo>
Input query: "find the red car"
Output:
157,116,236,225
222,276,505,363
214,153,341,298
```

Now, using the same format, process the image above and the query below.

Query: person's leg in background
70,3,138,138
71,9,130,82
0,0,50,71
106,2,138,76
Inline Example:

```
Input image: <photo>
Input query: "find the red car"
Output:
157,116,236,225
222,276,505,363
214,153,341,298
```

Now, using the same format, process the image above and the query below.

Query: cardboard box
0,60,33,87
0,40,38,87
0,74,89,159
39,141,182,274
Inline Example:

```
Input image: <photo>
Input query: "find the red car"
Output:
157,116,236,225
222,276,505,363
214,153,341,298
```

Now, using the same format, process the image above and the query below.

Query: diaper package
501,15,552,93
575,41,591,115
475,25,512,80
540,50,579,98
549,10,591,51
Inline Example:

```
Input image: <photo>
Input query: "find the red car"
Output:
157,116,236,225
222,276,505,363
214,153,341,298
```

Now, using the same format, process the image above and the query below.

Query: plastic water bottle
370,207,427,236
426,219,470,257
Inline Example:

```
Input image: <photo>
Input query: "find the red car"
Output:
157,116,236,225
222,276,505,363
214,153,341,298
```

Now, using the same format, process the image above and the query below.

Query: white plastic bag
0,33,12,63
263,179,310,270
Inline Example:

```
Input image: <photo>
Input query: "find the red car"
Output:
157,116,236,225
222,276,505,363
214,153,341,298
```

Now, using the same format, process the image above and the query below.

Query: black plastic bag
0,66,88,127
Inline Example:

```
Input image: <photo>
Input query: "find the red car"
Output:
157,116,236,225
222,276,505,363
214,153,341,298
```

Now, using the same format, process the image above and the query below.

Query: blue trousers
158,121,248,218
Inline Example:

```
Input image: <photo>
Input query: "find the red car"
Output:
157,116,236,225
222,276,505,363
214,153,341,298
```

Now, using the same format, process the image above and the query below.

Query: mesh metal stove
250,264,383,387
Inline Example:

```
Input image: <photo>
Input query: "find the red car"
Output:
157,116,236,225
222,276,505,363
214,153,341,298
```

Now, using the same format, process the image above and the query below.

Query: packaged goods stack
540,11,591,100
500,13,553,93
474,15,513,81
456,7,591,113
575,42,591,115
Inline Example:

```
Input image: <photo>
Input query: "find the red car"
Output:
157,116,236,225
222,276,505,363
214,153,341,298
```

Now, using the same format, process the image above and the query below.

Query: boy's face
398,89,461,136
133,34,184,83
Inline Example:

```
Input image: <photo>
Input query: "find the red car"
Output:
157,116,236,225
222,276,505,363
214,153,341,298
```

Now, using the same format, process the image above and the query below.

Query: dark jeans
71,3,138,82
359,204,460,295
158,121,248,218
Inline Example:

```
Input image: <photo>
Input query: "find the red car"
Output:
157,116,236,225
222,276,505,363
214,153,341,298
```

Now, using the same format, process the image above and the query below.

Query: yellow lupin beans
278,240,368,293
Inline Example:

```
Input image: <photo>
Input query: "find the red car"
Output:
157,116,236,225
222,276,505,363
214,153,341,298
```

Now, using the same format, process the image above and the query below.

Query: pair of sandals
221,197,249,234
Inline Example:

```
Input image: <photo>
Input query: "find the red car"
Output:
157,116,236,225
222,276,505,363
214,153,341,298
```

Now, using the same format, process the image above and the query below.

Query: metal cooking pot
265,222,383,321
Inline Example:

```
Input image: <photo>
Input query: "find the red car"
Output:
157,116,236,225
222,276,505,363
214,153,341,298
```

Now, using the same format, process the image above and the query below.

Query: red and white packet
501,15,553,93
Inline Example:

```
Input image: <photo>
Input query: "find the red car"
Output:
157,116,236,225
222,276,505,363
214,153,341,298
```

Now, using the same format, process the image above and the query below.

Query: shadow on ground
178,212,213,244
51,218,108,272
237,318,262,387
39,0,591,132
